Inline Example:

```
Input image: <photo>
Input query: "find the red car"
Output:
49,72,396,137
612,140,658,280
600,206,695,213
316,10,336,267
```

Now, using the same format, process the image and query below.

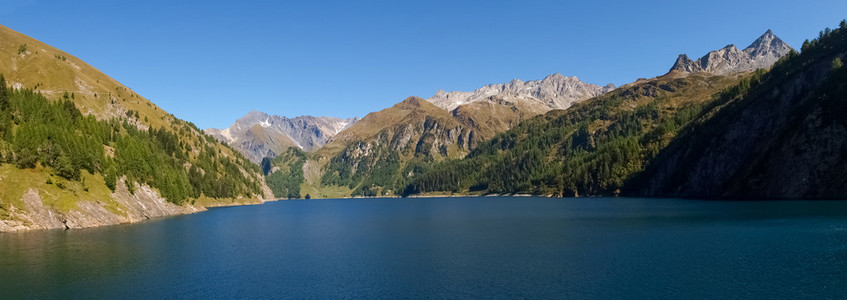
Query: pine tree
0,74,7,110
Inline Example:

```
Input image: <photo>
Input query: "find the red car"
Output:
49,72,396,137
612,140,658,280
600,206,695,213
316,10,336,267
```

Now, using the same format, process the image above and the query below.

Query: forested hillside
402,74,747,196
263,148,307,199
0,78,262,204
634,21,847,198
0,25,269,231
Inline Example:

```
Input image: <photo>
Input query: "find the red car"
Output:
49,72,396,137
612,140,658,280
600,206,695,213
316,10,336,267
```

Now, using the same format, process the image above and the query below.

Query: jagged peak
667,30,792,76
544,73,564,80
674,54,694,64
746,29,788,50
670,53,699,73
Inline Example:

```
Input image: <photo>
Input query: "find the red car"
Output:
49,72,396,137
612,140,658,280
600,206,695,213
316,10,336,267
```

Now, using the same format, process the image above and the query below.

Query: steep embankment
634,23,847,198
0,25,271,232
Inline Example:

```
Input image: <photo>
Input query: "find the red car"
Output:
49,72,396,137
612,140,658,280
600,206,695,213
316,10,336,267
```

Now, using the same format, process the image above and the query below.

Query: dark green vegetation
402,74,746,196
264,148,306,199
405,20,847,199
317,97,480,197
635,21,847,198
321,149,407,197
0,78,262,204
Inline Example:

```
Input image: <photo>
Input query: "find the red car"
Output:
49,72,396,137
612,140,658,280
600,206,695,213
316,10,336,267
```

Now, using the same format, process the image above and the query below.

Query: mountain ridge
669,30,793,75
636,24,847,198
206,110,358,163
427,73,616,112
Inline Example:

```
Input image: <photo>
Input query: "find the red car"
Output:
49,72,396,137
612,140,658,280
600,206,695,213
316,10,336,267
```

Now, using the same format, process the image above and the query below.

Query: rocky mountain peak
426,73,615,112
671,54,698,73
748,29,776,48
206,111,358,162
544,73,565,80
746,29,790,57
668,30,793,76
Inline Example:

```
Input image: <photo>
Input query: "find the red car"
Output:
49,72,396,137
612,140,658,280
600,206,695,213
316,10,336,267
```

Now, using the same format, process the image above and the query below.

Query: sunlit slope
0,25,269,231
403,73,746,196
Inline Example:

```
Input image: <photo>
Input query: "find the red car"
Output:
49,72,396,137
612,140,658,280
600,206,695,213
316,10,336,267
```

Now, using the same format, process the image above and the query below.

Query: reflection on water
2,197,847,298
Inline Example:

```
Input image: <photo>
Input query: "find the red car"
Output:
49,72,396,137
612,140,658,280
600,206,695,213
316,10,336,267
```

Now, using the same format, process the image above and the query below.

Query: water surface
2,197,846,298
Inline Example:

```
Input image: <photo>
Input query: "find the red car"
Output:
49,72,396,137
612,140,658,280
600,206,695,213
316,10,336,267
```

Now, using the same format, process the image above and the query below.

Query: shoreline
0,183,280,233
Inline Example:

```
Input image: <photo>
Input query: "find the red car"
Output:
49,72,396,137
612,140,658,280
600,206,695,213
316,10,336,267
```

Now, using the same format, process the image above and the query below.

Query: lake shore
0,180,278,233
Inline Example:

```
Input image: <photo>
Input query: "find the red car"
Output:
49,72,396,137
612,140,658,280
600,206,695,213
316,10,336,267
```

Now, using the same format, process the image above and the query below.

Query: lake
1,197,846,298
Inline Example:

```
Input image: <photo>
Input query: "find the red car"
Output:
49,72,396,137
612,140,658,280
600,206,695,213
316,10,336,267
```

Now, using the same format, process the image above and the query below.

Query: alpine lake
2,197,846,298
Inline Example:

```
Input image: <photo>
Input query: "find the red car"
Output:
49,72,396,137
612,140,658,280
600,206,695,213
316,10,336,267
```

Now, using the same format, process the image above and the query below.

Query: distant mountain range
229,29,801,199
206,111,357,163
215,73,615,166
427,73,616,112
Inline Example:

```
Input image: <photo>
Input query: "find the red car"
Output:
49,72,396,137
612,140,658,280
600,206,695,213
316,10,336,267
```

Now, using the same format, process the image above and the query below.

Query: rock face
669,30,793,75
0,179,204,232
206,111,358,163
427,73,615,112
637,28,847,198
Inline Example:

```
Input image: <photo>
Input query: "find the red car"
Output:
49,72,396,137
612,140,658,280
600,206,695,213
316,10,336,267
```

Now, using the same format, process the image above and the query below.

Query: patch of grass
0,164,128,215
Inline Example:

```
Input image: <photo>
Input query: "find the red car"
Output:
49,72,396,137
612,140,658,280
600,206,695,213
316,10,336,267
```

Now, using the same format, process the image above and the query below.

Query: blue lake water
1,197,846,298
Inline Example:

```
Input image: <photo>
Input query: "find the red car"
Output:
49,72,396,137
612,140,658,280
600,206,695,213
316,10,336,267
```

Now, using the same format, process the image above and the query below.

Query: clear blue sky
2,0,845,129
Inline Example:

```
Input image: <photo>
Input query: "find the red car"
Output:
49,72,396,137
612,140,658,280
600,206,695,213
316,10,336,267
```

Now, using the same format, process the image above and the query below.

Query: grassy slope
0,24,267,218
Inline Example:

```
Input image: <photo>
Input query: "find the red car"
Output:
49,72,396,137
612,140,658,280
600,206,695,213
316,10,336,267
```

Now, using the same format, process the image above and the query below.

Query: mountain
403,30,796,197
427,73,616,112
634,24,847,198
403,73,745,196
313,96,482,196
669,30,793,75
0,25,269,231
206,111,357,163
